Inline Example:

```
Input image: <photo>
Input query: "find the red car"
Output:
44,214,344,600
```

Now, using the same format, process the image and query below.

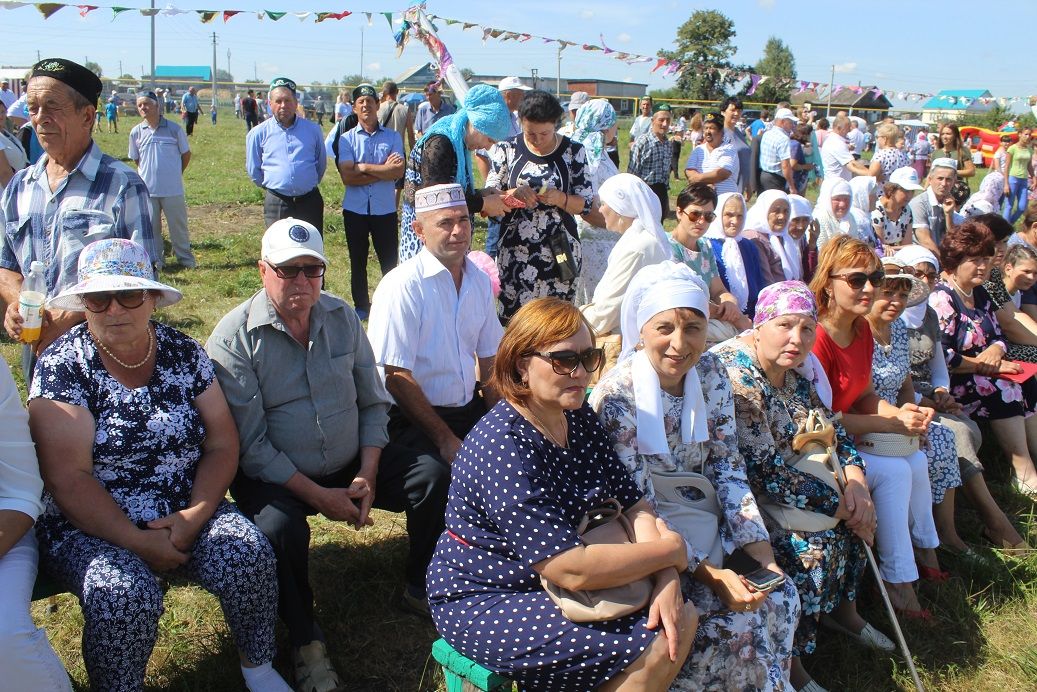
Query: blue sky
1,0,1030,108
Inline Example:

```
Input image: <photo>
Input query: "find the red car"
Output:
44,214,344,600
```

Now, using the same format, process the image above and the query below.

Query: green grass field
6,112,1037,691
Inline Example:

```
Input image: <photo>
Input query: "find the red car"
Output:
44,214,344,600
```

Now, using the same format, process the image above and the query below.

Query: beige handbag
855,432,920,457
650,468,724,568
759,409,843,533
541,499,653,622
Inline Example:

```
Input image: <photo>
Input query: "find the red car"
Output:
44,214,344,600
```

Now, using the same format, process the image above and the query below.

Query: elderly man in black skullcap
0,58,155,354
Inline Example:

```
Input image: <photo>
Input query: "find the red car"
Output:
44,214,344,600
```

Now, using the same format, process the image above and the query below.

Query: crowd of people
3,56,1037,692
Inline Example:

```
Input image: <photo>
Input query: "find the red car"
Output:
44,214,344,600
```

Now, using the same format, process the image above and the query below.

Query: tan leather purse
541,499,653,622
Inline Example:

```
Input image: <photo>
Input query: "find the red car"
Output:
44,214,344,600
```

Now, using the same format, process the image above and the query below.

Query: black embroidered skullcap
31,58,103,107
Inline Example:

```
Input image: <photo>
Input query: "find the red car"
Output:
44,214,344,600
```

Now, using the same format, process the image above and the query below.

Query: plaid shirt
0,141,154,295
628,132,672,185
759,127,792,174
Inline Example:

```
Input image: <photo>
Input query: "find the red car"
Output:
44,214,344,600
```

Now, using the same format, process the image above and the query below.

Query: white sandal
820,615,895,652
292,641,342,692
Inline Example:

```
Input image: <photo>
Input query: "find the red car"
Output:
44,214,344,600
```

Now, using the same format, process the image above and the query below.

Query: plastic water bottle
18,261,46,344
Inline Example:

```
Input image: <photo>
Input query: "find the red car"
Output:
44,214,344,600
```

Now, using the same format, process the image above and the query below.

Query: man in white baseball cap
208,216,449,689
909,157,962,255
758,107,799,194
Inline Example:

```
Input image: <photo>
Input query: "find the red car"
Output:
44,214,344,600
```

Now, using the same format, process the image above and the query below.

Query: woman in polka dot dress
427,298,696,690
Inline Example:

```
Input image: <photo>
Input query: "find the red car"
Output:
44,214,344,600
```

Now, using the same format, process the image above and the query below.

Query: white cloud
758,0,776,7
833,62,857,73
579,9,594,19
617,33,632,43
367,62,381,72
623,76,634,83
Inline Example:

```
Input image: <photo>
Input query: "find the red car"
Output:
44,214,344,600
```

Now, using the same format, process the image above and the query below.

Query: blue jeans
1004,175,1029,224
485,218,501,258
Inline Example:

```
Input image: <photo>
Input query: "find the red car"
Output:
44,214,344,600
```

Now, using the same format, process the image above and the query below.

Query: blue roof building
922,89,993,123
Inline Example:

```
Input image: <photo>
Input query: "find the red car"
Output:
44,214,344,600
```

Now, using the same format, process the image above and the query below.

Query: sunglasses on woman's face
82,290,150,313
828,270,885,290
680,207,716,224
527,348,605,376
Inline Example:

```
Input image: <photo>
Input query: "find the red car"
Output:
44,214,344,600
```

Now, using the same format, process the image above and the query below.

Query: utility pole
227,48,231,87
211,32,218,107
531,69,538,91
119,60,123,78
253,61,258,82
556,45,562,98
149,0,155,88
36,49,41,62
825,64,835,118
360,26,365,81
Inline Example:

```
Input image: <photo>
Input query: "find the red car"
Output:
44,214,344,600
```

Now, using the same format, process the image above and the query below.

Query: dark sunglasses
527,348,605,376
897,266,938,282
264,261,326,279
82,289,149,313
829,270,885,290
680,207,716,223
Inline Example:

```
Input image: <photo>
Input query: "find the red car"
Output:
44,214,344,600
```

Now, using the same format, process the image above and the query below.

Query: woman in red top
809,236,941,619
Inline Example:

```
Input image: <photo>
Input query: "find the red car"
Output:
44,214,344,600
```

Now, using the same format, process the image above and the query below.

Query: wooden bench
431,638,513,692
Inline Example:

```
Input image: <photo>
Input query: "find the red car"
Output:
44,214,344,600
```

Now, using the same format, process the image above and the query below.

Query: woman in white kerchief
704,192,769,319
814,179,880,252
591,261,798,692
744,189,796,284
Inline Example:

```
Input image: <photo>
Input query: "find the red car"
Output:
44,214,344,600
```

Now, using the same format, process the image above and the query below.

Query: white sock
241,662,292,692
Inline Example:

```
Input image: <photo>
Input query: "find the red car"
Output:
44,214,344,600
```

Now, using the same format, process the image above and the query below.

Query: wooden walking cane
792,411,925,692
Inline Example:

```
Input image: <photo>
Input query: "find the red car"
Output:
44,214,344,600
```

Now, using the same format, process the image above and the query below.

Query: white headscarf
598,173,669,256
787,194,813,279
849,176,878,215
745,189,797,280
894,245,940,328
619,261,710,454
704,192,749,311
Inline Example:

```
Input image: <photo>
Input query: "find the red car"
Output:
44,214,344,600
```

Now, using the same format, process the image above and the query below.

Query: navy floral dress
930,283,1037,420
487,135,593,320
712,340,867,656
591,353,799,691
427,400,654,690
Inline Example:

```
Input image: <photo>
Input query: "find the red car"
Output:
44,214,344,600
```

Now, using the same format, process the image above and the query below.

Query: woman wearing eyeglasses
809,236,938,618
669,184,752,345
27,239,288,692
427,297,696,691
591,262,798,691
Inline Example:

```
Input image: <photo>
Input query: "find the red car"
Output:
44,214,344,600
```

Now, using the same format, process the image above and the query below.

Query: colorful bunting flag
35,3,64,18
264,10,285,20
197,9,216,22
222,9,239,22
77,4,96,16
316,10,350,22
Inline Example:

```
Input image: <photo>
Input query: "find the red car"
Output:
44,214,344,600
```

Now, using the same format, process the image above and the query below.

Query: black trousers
245,115,258,131
184,110,199,135
231,443,449,647
649,182,670,221
263,188,325,233
342,209,398,313
388,396,487,458
758,170,789,194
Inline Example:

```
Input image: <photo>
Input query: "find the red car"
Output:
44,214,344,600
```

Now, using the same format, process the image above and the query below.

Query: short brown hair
490,298,595,404
809,236,881,316
1023,200,1037,230
940,221,995,272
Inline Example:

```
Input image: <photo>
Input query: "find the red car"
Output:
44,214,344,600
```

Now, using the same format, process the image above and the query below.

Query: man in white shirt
0,80,16,109
683,111,739,194
847,119,867,159
367,183,504,464
821,115,872,182
909,157,963,255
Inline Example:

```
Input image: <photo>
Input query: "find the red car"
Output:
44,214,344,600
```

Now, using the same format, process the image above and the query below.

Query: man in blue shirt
246,77,327,232
180,86,199,136
336,84,404,319
129,91,196,269
758,107,798,194
413,81,455,139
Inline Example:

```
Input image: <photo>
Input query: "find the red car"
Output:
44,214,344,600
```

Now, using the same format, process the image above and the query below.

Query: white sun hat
48,238,182,311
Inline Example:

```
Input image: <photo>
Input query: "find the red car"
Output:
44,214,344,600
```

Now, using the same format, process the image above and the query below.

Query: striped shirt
759,127,792,174
684,142,740,194
0,141,154,295
628,132,672,185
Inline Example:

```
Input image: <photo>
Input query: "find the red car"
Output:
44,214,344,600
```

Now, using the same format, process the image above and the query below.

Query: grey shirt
206,290,390,486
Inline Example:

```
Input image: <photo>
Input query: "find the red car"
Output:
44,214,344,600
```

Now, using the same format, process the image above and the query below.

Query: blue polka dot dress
427,400,656,690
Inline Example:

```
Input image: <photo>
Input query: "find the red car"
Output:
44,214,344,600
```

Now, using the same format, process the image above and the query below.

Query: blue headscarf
570,99,616,175
415,83,511,192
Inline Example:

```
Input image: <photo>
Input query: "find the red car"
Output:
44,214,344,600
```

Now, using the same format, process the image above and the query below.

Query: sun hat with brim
48,238,182,311
879,257,929,307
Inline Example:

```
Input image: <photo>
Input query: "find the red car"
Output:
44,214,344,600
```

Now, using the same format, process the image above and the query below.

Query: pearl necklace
524,405,568,448
91,324,155,369
949,277,974,300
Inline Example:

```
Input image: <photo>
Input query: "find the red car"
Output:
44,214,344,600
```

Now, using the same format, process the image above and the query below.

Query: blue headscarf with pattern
415,84,512,192
570,99,616,175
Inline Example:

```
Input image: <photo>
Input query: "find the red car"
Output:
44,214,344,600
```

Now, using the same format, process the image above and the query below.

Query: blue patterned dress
591,353,799,691
711,340,867,656
870,319,961,503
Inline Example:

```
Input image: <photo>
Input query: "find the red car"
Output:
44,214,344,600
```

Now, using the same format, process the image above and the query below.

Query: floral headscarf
570,99,616,176
753,280,818,328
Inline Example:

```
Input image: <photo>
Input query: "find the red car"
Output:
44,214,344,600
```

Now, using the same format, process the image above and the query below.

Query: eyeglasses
679,207,716,223
264,261,326,279
897,266,939,282
82,290,149,313
829,270,885,290
526,348,605,376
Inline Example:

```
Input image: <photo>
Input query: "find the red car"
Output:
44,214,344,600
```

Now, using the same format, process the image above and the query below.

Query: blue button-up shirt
245,115,327,197
181,92,199,114
339,124,403,216
128,116,190,197
414,99,456,136
0,141,155,295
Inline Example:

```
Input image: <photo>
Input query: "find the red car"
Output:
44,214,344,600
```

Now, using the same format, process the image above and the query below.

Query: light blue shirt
128,117,190,198
339,124,403,216
759,126,792,174
414,99,456,135
245,115,327,196
181,92,199,114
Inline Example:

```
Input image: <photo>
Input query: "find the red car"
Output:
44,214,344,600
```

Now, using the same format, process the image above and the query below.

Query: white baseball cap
888,166,923,191
568,91,589,110
262,218,329,266
498,76,532,92
773,108,798,123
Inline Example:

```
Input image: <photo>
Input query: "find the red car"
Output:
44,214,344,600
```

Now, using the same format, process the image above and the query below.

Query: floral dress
591,354,798,691
930,283,1037,420
870,319,961,503
711,340,868,656
487,135,593,320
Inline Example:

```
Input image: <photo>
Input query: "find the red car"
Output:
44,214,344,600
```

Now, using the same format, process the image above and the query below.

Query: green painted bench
432,638,513,692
